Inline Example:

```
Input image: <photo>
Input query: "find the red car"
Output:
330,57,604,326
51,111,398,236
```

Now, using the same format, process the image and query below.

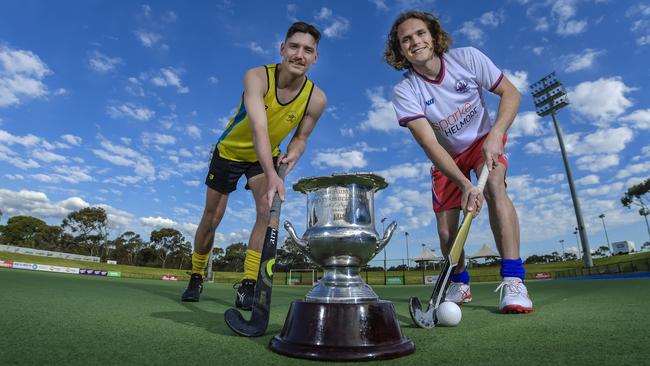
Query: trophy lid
293,172,388,193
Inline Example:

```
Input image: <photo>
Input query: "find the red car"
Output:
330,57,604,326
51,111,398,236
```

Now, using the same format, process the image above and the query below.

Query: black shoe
181,273,203,302
234,279,256,310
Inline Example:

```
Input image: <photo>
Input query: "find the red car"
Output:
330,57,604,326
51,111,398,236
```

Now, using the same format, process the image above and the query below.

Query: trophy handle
284,220,313,259
374,221,397,256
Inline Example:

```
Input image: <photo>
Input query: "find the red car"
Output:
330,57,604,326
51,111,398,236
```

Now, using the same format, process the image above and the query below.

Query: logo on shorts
208,173,214,181
455,79,470,93
286,111,297,123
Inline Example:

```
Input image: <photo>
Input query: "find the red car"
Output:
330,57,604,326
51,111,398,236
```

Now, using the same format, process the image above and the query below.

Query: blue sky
1,0,649,265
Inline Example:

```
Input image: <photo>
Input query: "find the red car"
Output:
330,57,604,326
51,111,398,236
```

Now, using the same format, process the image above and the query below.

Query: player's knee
484,178,505,203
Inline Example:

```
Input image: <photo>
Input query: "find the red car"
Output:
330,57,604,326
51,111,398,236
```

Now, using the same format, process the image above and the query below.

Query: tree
0,215,61,249
593,245,610,258
621,178,650,208
642,242,650,252
150,228,185,269
214,242,247,272
62,207,109,257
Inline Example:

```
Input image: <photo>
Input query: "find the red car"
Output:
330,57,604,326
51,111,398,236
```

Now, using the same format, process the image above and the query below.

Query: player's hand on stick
461,185,484,217
278,151,299,176
481,131,504,172
266,173,286,208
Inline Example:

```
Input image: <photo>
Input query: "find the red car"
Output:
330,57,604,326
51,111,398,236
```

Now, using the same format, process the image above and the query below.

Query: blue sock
450,268,470,284
500,258,525,281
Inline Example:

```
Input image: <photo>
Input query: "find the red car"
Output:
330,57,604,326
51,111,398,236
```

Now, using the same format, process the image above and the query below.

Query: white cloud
134,30,162,48
575,154,619,172
503,69,528,93
552,0,588,36
479,11,505,27
140,216,176,228
107,103,155,121
315,7,350,38
532,46,544,55
619,109,650,130
377,162,431,184
87,50,122,72
616,160,650,179
569,77,635,123
0,188,86,219
311,150,367,170
237,42,269,55
510,111,545,138
564,49,605,72
32,149,67,163
458,21,484,45
61,134,82,146
141,132,176,145
208,76,219,84
360,87,400,132
92,139,155,178
150,68,189,94
0,45,51,107
575,174,599,185
0,129,40,146
186,125,201,139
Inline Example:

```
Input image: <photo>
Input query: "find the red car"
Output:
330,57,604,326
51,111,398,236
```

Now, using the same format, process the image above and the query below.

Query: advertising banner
12,262,37,271
386,276,404,285
0,260,13,268
107,271,121,277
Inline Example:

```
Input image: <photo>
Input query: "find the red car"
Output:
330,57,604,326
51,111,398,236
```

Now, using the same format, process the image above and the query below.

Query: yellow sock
191,252,209,275
243,249,261,281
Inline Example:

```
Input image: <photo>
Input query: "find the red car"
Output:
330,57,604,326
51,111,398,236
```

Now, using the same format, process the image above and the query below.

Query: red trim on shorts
431,134,508,213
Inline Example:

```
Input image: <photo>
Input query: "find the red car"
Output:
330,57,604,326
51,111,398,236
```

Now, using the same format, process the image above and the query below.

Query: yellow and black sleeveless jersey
217,64,314,162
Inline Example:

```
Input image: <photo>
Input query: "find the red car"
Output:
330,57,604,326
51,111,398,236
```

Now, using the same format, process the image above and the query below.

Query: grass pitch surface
1,268,649,365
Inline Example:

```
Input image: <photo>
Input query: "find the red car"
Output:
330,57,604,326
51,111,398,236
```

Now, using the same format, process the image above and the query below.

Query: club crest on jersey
286,111,297,123
455,80,470,93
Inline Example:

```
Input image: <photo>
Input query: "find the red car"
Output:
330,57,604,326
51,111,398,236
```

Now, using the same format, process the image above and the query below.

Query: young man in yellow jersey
181,22,327,310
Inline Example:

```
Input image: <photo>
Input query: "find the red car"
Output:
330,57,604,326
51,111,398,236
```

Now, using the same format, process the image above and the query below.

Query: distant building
611,241,636,255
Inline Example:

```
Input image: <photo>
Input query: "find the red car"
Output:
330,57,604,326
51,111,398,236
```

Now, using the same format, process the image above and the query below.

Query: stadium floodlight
530,72,593,268
405,231,410,271
599,214,612,255
640,206,650,241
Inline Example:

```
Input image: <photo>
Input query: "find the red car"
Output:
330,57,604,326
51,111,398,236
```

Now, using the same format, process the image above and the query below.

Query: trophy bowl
284,173,397,303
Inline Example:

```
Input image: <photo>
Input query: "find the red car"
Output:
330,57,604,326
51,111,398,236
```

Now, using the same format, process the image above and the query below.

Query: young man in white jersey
181,22,327,310
384,11,532,313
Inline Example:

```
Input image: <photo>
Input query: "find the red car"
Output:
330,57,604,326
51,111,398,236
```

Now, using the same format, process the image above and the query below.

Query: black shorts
205,149,278,194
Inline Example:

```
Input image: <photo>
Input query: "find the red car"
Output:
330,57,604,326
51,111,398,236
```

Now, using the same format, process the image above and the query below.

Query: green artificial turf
1,268,649,365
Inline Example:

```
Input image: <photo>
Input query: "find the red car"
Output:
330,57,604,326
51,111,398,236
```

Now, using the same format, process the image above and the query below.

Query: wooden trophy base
269,300,415,362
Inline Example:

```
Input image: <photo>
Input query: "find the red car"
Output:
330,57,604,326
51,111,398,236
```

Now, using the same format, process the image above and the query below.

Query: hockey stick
224,163,287,337
409,164,489,328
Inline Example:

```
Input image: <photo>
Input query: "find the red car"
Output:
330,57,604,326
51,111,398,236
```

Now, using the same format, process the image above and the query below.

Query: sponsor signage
12,262,37,270
161,275,178,281
0,244,100,263
386,276,404,285
107,271,121,277
0,260,13,268
424,275,439,284
535,272,552,279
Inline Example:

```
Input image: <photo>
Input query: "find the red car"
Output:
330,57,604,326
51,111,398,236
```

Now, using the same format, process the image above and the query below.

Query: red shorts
431,134,508,213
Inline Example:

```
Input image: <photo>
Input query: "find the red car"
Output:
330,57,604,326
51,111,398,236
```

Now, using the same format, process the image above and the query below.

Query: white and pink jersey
392,47,503,157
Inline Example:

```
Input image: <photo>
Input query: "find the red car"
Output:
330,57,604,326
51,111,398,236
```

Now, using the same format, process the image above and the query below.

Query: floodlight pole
530,72,593,268
550,111,593,267
381,218,387,285
598,213,612,255
405,231,410,271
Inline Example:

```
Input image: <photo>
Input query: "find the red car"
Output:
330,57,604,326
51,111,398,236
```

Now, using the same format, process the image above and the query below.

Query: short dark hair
384,11,452,70
285,21,321,45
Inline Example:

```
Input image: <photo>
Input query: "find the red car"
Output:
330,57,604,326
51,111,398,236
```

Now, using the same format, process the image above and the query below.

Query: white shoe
495,277,534,314
444,282,472,304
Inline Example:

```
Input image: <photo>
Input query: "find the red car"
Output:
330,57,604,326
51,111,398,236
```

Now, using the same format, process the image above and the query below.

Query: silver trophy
270,173,414,362
284,173,397,302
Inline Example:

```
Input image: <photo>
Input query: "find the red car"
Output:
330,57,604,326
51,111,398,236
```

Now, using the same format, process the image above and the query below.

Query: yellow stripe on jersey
217,64,314,162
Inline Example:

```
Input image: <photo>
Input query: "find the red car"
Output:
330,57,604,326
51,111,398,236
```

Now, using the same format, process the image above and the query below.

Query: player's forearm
491,87,520,136
251,128,277,177
423,143,472,191
286,136,307,160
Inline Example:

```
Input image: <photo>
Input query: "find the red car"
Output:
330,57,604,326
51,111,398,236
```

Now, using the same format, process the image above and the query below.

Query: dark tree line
0,207,311,272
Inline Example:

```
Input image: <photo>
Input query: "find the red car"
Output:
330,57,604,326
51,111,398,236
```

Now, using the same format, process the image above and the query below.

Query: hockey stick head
224,307,268,337
408,296,437,329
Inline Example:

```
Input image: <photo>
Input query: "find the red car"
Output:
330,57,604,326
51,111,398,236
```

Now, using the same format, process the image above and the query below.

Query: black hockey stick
409,165,489,328
224,163,287,337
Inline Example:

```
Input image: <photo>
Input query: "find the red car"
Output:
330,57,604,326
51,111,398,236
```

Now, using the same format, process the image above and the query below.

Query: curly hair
384,11,452,71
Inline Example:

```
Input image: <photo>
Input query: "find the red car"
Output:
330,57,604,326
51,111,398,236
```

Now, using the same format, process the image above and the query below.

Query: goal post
288,268,316,285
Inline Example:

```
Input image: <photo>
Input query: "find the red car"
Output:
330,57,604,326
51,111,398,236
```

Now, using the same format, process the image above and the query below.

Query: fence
552,257,650,279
